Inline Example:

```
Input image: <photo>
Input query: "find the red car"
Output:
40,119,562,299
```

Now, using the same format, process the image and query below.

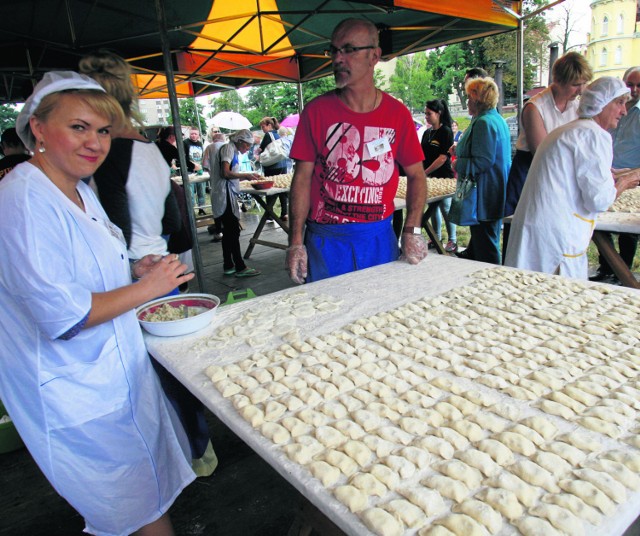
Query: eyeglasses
324,45,375,58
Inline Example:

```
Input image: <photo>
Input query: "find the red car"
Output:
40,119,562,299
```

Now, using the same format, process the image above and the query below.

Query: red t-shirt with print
290,91,423,224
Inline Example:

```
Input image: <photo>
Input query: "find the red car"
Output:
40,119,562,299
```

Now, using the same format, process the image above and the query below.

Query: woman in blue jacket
454,77,511,264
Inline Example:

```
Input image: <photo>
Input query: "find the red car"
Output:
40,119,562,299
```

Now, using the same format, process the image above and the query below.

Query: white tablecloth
145,256,640,536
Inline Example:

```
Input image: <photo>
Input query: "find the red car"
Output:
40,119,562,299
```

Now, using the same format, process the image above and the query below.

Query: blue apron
304,216,398,283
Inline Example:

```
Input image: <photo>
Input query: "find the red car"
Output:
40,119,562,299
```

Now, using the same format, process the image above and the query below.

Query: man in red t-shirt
286,18,428,284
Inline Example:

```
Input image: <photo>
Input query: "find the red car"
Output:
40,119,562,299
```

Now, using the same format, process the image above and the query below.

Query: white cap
16,71,106,150
578,76,629,118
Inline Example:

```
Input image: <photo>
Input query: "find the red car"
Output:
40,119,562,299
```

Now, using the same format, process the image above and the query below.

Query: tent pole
154,0,205,292
297,81,304,113
516,17,524,129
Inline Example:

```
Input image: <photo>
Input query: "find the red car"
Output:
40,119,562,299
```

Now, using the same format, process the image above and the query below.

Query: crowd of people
1,14,640,536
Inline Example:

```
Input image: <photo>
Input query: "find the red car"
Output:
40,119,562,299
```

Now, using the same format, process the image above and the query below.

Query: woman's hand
614,168,640,198
136,254,194,297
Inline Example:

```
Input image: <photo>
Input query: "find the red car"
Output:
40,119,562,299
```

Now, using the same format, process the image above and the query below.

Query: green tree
399,0,550,110
388,53,434,113
169,98,206,132
209,90,245,116
0,104,20,132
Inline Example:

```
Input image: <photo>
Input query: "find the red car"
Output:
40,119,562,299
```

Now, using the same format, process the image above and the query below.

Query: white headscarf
578,76,629,118
229,129,254,145
16,71,106,151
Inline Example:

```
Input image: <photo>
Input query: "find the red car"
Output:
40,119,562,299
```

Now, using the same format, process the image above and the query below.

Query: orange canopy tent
0,0,520,102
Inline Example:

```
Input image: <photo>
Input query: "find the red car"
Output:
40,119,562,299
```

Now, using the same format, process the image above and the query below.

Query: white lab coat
504,119,616,279
0,163,194,536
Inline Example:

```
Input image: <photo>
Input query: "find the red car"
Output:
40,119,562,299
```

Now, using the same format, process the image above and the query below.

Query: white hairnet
16,71,106,151
578,76,629,118
229,129,254,145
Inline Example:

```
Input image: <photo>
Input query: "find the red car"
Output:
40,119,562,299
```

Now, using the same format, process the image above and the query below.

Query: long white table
592,212,640,289
146,256,640,536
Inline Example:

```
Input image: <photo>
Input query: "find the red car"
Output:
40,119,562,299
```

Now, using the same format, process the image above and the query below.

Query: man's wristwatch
402,226,422,235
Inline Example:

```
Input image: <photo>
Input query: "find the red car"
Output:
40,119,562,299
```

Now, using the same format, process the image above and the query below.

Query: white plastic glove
400,233,428,265
286,245,308,284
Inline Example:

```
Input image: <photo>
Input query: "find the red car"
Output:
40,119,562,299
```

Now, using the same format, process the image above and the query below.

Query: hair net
229,129,254,145
16,71,106,151
577,76,629,118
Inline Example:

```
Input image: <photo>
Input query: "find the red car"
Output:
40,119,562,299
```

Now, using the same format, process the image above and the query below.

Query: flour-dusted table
145,255,640,536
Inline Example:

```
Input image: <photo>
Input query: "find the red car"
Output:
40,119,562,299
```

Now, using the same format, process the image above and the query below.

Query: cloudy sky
546,0,593,48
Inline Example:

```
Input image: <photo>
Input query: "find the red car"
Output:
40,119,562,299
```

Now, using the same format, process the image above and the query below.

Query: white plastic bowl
136,293,220,337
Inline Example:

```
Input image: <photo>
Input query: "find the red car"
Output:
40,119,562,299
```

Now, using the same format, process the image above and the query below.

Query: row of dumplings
191,289,343,353
273,395,640,536
394,177,457,200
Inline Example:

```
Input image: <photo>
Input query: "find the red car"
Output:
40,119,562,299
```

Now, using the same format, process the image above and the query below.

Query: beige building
137,98,172,126
587,0,640,78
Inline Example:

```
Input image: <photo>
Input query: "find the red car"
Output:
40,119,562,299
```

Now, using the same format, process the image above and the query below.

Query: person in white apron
505,77,640,279
0,71,195,536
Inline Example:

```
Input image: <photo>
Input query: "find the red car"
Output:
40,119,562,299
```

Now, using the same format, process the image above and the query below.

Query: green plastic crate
223,288,257,305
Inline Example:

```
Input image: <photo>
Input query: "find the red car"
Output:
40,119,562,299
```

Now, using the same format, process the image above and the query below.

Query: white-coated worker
505,77,640,279
0,71,195,536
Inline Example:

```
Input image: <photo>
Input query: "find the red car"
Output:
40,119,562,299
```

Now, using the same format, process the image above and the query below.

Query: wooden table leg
243,193,290,259
592,231,640,289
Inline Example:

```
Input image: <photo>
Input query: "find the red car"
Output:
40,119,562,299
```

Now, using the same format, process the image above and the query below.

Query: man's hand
399,233,428,264
286,245,308,284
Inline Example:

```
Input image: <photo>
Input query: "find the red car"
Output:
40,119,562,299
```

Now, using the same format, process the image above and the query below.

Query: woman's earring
38,140,45,153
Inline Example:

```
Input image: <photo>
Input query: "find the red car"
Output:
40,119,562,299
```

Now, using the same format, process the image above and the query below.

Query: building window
617,13,624,33
600,47,608,66
615,46,622,64
602,15,609,35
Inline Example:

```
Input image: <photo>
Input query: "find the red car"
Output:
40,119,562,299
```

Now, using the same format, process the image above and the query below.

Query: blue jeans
430,197,456,242
190,181,206,207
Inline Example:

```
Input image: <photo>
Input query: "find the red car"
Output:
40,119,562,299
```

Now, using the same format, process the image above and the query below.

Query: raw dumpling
509,459,560,493
435,460,483,489
318,449,358,477
349,472,387,498
515,515,563,536
455,449,501,478
541,492,602,526
493,431,536,456
361,507,404,536
342,440,373,467
451,499,502,534
573,468,626,503
529,503,582,534
397,486,447,517
383,455,417,479
382,499,427,529
422,474,470,503
475,487,523,521
308,460,341,487
433,513,490,536
415,436,455,460
486,472,541,507
558,479,615,516
260,422,290,444
333,485,368,513
476,439,514,466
